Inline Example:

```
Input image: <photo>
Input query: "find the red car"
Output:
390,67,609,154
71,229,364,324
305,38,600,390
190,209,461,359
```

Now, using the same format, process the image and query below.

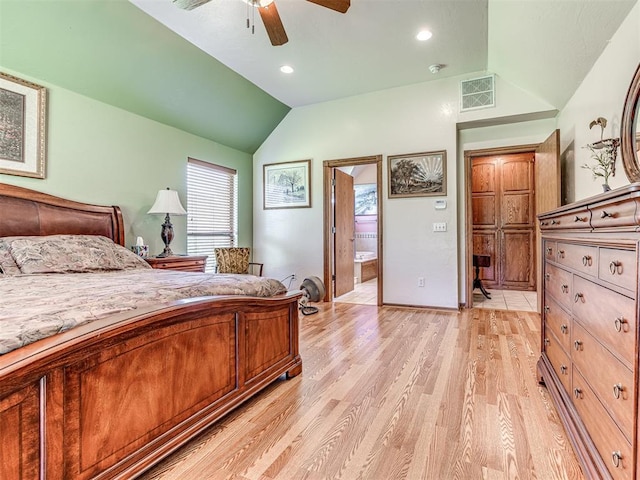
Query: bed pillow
0,240,22,275
111,242,152,270
7,235,123,274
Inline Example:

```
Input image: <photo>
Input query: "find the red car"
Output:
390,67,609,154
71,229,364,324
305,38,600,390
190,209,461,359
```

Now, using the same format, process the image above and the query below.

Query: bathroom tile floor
333,278,377,305
473,288,538,312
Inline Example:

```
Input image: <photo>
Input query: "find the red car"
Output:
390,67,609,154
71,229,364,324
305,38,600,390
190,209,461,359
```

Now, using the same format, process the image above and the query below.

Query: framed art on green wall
0,72,47,179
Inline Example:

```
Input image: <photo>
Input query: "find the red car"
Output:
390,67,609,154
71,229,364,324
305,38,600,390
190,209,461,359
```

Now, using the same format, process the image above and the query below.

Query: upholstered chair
214,247,264,276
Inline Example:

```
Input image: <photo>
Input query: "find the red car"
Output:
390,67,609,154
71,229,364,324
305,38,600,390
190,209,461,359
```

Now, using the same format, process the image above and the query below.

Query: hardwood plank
140,305,584,480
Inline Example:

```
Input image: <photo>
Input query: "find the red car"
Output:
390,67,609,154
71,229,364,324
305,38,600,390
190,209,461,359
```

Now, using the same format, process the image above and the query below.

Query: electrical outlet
418,277,425,287
433,222,447,232
291,273,296,280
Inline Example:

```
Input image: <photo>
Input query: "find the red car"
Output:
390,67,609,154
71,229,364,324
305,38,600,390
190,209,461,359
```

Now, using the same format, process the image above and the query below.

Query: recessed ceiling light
416,30,433,41
280,65,294,74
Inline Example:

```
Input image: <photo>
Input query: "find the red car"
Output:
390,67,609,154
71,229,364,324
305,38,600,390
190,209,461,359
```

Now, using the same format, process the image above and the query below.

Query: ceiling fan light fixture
416,29,433,41
243,0,274,7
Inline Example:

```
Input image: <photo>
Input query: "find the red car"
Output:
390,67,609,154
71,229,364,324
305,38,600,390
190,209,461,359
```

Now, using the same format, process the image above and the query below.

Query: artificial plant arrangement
581,117,619,192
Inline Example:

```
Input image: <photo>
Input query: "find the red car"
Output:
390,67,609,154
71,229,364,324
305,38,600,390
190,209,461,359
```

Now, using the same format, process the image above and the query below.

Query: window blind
186,158,238,273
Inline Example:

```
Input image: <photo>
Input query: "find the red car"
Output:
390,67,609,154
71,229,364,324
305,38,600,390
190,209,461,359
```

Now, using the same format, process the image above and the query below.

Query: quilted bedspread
0,270,287,355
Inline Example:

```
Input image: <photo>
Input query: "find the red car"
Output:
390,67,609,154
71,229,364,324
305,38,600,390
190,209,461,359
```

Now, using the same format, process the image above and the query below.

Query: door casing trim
323,155,383,305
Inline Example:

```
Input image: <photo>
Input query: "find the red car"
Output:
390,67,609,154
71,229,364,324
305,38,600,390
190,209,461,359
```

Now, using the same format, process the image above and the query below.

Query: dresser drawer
572,369,633,480
572,276,636,368
543,240,557,262
572,322,634,442
555,242,598,276
539,208,590,229
590,197,640,230
598,247,637,293
544,263,573,310
543,296,571,353
544,332,571,394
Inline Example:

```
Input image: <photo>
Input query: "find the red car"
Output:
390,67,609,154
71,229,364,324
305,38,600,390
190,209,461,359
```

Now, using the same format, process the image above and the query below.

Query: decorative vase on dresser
537,62,640,480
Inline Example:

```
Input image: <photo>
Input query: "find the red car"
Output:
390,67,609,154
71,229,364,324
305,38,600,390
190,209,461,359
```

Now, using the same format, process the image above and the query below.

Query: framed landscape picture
0,72,47,178
354,183,377,215
263,159,311,209
388,150,446,198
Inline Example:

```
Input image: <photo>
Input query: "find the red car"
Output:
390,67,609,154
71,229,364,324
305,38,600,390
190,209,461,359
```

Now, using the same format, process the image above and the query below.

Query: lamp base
158,214,175,258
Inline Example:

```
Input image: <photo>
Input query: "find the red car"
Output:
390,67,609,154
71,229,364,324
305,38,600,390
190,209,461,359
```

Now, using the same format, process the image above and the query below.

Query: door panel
472,196,497,226
473,232,497,283
503,193,532,226
334,169,355,297
501,230,534,288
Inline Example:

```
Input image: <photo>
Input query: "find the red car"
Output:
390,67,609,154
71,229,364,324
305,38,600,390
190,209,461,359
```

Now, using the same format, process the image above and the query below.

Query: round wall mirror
621,63,640,182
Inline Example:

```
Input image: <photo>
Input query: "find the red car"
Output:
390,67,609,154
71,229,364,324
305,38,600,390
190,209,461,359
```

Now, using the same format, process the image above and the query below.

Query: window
186,158,238,272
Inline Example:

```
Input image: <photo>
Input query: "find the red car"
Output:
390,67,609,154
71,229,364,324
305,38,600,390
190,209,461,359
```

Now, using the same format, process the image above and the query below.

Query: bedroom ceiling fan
172,0,350,46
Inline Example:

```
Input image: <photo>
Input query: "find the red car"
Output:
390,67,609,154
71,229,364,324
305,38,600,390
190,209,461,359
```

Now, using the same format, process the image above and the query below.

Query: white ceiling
130,0,637,109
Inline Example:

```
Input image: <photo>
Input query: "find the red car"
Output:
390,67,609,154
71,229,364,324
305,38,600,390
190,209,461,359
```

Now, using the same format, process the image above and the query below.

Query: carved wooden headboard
0,183,125,246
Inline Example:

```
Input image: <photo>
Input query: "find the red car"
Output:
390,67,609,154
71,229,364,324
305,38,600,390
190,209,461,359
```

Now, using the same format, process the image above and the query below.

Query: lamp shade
147,188,187,215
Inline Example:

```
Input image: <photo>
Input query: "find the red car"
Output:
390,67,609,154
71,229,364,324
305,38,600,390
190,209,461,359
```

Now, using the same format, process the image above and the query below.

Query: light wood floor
140,304,584,480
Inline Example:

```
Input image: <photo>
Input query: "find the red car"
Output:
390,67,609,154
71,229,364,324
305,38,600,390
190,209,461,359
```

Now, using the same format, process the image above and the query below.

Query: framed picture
0,72,47,179
388,150,446,198
354,183,377,215
263,159,311,209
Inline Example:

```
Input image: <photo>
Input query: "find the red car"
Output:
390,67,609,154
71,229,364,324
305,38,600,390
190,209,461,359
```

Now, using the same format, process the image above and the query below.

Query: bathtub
354,251,378,283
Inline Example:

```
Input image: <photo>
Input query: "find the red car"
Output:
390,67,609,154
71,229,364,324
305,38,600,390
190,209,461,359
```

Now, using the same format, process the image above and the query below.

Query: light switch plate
433,222,447,232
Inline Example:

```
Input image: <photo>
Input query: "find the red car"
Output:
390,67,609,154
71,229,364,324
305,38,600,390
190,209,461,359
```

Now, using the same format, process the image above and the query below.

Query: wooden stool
473,254,491,299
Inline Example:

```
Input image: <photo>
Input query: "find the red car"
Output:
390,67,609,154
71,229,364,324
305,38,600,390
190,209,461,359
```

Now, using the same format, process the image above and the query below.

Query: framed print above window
0,72,47,179
388,150,446,198
263,159,311,209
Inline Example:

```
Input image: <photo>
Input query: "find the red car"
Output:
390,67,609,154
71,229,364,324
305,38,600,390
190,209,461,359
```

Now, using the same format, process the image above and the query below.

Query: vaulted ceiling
0,0,636,154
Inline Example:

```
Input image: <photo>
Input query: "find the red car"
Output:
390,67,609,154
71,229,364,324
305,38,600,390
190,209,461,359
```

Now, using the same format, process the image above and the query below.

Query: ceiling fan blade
172,0,212,11
306,0,350,13
258,3,288,46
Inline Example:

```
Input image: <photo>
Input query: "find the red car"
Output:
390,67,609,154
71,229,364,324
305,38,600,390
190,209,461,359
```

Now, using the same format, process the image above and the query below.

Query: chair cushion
215,248,250,274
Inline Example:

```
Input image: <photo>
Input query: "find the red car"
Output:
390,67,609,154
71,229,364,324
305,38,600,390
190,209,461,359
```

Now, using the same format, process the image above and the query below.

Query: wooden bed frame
0,183,302,480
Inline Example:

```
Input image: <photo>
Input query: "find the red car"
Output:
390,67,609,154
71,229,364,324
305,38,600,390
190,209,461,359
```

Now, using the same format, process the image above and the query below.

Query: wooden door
334,169,355,297
472,152,536,290
535,130,560,310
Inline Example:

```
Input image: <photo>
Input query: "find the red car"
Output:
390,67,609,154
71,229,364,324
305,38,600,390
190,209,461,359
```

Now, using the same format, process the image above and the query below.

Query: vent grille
460,75,495,111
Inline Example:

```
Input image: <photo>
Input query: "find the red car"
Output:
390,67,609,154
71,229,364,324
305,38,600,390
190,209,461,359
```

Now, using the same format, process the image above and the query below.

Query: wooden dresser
145,255,208,272
538,184,640,479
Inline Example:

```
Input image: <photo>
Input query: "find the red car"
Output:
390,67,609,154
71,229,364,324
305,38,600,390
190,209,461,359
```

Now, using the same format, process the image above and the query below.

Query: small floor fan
299,276,325,315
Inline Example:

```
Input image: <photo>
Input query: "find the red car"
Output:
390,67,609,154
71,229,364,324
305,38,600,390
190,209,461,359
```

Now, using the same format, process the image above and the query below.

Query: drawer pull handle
545,247,552,255
573,340,582,351
544,273,550,280
561,284,569,293
551,219,559,225
544,305,550,314
612,451,623,468
540,221,548,226
573,292,583,303
557,249,565,259
560,365,567,375
582,255,591,266
613,383,624,399
609,261,622,275
560,324,568,334
573,388,582,399
615,317,627,332
601,211,613,219
544,338,550,346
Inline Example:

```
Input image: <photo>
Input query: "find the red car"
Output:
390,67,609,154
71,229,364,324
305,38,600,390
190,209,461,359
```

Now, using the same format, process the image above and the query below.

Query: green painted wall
0,67,254,255
0,0,290,154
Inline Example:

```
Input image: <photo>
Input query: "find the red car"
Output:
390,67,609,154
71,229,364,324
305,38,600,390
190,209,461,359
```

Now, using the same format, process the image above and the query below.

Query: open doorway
464,131,560,310
323,155,383,306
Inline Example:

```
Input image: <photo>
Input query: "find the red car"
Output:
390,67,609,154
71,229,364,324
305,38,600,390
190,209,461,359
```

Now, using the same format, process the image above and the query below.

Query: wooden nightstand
145,255,208,273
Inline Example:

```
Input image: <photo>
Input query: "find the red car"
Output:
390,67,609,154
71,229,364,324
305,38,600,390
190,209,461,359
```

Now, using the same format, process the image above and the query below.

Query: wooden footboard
0,293,302,480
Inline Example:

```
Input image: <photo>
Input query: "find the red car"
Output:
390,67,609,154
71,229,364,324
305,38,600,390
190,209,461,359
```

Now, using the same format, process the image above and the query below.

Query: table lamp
147,187,187,257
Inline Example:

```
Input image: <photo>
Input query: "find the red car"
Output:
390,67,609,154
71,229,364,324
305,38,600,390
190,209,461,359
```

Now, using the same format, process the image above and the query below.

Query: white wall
557,3,640,201
254,74,554,308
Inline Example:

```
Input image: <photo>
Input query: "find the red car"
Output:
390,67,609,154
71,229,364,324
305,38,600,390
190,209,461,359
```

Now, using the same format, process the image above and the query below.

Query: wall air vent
460,74,495,111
